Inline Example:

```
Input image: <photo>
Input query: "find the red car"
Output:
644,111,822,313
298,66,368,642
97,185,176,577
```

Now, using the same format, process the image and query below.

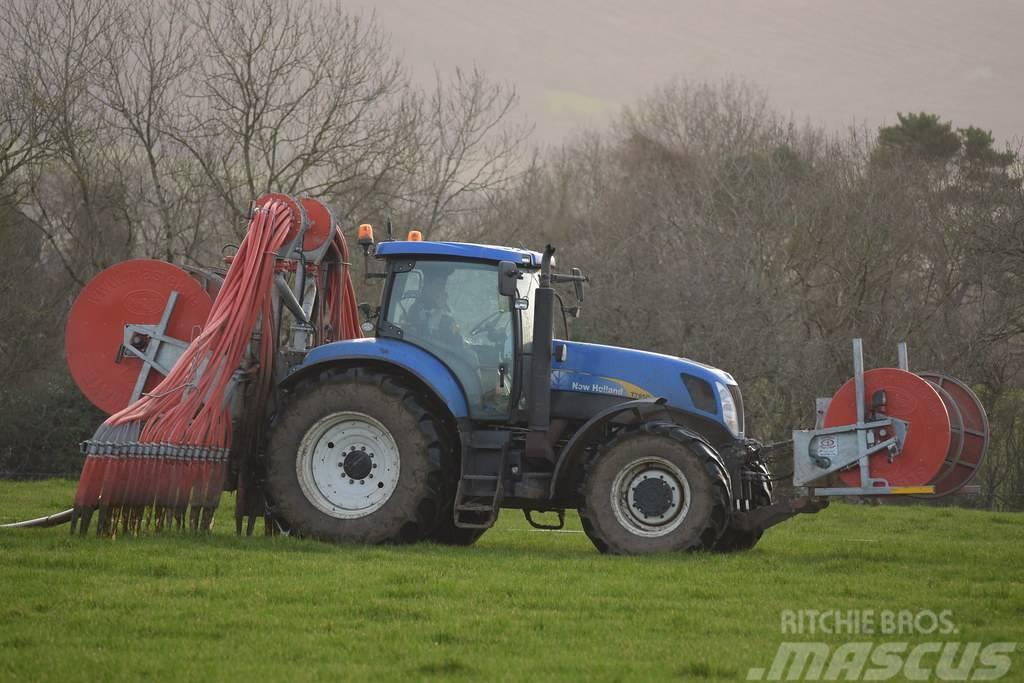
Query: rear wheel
266,367,449,544
425,427,487,547
427,515,487,546
579,427,730,555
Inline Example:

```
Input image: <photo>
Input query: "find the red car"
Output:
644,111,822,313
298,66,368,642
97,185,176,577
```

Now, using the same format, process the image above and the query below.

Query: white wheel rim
610,456,691,537
296,411,400,519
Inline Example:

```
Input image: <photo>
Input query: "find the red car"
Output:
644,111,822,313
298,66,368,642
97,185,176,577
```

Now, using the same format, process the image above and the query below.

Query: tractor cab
373,240,545,422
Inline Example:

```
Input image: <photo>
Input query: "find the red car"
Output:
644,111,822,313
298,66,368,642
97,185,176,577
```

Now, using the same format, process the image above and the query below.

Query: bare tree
164,0,416,230
1,0,131,283
0,54,55,202
404,68,529,238
91,0,217,263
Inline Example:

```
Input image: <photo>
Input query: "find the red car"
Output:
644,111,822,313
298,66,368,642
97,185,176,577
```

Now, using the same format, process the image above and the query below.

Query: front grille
682,374,717,414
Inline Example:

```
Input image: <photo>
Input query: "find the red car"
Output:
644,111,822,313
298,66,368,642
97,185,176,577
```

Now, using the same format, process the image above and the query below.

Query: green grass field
1,480,1022,682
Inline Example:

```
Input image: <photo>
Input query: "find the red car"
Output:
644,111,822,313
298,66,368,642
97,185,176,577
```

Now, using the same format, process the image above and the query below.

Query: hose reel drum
793,340,990,497
64,194,341,416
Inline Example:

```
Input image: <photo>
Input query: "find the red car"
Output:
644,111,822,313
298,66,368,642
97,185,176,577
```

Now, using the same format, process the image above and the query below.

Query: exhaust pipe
525,245,556,459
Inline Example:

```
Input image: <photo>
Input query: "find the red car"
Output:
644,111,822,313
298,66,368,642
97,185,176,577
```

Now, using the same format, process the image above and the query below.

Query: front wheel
579,428,730,555
266,367,450,544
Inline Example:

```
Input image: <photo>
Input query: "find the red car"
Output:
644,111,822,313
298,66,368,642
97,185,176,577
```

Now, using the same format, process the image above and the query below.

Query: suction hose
1,509,73,529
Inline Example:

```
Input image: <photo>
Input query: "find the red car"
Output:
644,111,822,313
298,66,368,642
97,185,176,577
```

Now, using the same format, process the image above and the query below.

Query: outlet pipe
1,509,73,528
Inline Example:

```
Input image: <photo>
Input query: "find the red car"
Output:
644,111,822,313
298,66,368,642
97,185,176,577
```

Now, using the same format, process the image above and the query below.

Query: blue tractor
265,234,777,554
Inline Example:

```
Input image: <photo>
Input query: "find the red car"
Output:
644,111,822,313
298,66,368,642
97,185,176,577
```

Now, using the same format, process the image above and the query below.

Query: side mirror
498,260,519,297
571,267,585,302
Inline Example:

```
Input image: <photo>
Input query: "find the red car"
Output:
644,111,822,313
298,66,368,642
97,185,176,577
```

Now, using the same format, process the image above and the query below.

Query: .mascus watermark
747,610,1016,681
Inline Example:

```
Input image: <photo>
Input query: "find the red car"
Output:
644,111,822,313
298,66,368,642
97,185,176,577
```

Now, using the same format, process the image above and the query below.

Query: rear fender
284,338,470,418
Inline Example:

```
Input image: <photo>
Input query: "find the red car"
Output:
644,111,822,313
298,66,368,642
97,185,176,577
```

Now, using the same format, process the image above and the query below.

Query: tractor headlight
716,381,743,437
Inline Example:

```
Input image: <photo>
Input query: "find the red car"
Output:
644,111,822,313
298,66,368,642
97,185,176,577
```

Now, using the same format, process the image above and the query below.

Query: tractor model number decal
551,370,652,400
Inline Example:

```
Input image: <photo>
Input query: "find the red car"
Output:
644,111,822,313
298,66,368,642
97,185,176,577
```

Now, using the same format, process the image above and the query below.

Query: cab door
383,259,515,420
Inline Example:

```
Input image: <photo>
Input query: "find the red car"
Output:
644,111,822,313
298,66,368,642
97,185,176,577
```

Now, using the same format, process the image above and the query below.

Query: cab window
386,260,514,419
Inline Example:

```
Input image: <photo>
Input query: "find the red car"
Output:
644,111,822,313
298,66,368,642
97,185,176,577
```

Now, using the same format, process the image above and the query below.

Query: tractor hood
551,340,744,437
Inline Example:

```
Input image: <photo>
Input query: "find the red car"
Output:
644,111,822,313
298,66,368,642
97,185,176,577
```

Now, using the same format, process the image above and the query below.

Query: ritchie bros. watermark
746,610,1016,681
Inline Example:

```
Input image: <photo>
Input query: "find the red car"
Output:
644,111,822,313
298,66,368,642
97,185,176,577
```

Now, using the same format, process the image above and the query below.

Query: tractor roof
375,240,543,267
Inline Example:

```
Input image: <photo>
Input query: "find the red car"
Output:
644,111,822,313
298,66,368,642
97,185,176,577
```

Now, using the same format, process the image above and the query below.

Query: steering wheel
469,310,507,338
395,290,420,323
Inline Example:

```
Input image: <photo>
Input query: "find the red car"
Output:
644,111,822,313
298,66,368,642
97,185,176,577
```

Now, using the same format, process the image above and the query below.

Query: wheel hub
295,411,400,519
342,448,373,480
631,477,674,518
610,456,691,537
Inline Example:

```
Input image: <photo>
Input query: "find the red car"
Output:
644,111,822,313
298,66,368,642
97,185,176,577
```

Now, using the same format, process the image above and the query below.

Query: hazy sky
354,1,1024,146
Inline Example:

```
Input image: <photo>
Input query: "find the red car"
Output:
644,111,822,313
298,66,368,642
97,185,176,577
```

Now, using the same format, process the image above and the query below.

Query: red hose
71,199,362,536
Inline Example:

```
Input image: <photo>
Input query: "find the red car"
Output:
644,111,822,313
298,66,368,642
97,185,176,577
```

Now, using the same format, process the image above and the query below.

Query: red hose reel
63,194,363,535
65,194,356,417
65,259,213,414
817,345,989,496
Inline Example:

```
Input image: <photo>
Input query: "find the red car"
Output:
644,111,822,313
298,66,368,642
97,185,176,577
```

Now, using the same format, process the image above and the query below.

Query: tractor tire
427,516,487,546
579,423,730,555
712,459,773,553
426,426,487,547
266,367,450,544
